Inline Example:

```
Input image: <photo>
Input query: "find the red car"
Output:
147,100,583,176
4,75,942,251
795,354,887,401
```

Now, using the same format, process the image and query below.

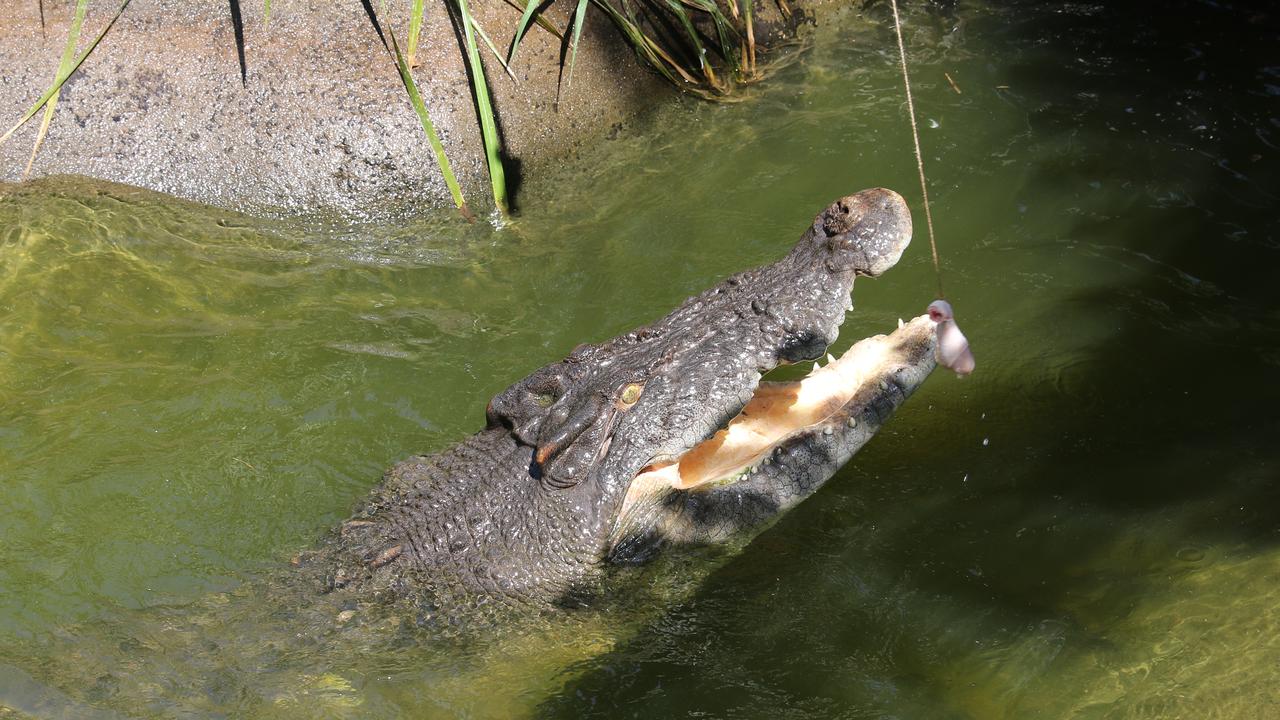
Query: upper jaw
794,188,913,278
604,188,915,465
608,189,917,483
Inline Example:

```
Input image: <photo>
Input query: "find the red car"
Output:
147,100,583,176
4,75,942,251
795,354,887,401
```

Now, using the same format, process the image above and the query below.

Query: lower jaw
628,314,938,495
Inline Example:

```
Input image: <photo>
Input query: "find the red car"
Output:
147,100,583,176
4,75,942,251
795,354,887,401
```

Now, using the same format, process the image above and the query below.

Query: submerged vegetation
3,0,790,220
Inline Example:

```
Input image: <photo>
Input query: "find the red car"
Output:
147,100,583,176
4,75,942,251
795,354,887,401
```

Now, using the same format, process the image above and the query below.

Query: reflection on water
1,0,1278,716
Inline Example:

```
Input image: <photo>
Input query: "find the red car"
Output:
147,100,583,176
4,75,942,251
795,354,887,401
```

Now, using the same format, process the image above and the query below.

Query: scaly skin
303,188,934,611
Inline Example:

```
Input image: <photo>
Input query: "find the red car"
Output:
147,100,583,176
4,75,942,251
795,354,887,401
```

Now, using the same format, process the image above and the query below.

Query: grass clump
512,0,770,99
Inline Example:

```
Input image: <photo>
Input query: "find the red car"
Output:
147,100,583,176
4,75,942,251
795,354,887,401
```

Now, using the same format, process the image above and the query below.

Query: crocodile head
335,188,937,607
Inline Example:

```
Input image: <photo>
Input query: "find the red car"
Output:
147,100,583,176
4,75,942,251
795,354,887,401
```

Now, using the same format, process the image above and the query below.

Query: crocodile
304,187,939,614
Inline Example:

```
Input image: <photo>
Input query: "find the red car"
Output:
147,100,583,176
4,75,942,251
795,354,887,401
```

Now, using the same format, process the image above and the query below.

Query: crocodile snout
816,188,912,277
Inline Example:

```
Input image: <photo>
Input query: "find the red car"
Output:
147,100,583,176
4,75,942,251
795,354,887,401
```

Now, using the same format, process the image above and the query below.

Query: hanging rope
890,0,976,375
890,0,945,300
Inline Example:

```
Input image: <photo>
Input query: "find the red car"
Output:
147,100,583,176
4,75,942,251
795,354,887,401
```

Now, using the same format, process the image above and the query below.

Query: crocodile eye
619,383,643,407
533,392,556,408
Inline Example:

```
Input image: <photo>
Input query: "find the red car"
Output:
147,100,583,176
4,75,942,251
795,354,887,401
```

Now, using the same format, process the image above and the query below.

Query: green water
2,0,1278,717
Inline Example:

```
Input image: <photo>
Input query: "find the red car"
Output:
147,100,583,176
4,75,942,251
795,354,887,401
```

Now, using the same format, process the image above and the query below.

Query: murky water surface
2,1,1278,717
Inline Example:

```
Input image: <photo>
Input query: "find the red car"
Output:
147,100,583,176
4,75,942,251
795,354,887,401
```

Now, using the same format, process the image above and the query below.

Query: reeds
511,0,764,99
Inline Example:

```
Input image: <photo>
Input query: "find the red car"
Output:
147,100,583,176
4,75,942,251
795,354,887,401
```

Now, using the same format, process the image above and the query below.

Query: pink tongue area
927,300,976,376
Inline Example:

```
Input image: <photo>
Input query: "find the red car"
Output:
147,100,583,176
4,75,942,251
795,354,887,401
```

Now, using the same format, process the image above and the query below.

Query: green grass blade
661,0,705,70
507,0,543,63
407,0,425,66
454,0,509,215
470,17,517,80
0,0,132,148
685,0,739,71
263,0,271,24
23,0,87,179
501,0,563,45
25,3,86,177
591,0,680,85
566,0,591,86
592,1,660,72
386,23,471,217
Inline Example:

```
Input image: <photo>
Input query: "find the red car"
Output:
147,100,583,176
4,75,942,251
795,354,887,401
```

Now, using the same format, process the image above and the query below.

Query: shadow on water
535,1,1280,717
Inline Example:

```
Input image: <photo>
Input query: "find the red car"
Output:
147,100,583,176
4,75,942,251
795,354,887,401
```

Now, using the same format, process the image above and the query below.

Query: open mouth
629,315,937,493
